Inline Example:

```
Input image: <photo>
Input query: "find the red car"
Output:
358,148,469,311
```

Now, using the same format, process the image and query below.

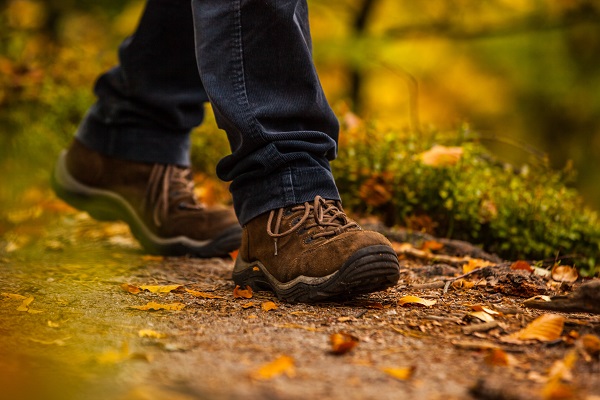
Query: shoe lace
266,195,360,256
142,164,203,227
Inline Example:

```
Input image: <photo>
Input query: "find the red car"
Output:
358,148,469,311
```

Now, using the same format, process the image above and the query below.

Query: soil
1,205,599,400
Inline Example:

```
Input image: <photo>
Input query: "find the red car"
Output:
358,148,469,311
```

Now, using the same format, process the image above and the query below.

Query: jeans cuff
76,112,192,166
232,166,341,225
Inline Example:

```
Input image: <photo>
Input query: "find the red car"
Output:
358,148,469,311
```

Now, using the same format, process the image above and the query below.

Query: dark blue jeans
76,0,340,225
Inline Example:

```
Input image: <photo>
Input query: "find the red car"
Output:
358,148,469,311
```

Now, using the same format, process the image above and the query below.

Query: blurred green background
1,0,599,209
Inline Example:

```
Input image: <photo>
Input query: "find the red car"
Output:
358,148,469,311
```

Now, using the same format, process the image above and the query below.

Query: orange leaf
139,285,182,294
462,259,492,274
141,255,164,262
233,285,253,299
581,334,600,357
421,240,444,252
229,250,239,261
330,332,359,355
511,314,565,342
250,355,295,380
241,302,256,309
510,260,533,272
121,283,141,294
484,348,513,367
398,295,436,307
419,145,463,167
262,301,278,311
381,366,415,380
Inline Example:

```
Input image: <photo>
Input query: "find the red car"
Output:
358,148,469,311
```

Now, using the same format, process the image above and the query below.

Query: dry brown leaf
551,265,578,283
511,314,565,342
233,285,253,299
543,350,578,400
510,260,533,272
452,279,476,290
398,295,437,307
470,305,501,315
468,311,496,322
381,366,415,381
130,302,185,311
138,329,167,339
419,145,463,167
250,355,295,380
330,332,359,355
185,289,223,299
262,301,278,312
121,283,142,294
139,284,183,294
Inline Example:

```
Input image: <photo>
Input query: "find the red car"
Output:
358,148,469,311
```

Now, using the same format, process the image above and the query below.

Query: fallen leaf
229,250,239,261
381,366,415,381
420,240,444,252
468,311,495,323
533,267,552,278
121,283,142,294
2,292,27,300
510,314,565,342
419,145,463,167
139,284,182,294
398,295,437,307
525,295,552,303
510,260,533,272
452,279,476,290
241,302,256,309
470,305,501,315
97,342,130,364
262,301,278,311
130,302,185,311
185,289,224,299
330,332,359,355
17,296,34,311
551,265,578,283
484,348,515,367
338,316,353,322
462,258,492,274
250,355,295,380
47,320,60,328
233,285,253,299
138,329,167,339
580,334,600,358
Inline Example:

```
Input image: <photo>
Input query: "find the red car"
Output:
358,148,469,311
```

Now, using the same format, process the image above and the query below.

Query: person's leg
193,0,399,301
52,0,241,257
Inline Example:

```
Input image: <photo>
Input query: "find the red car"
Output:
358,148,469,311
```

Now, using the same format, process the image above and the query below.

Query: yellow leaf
330,332,359,355
185,289,223,299
511,314,565,342
262,301,278,312
381,366,415,381
470,305,500,315
398,295,436,307
97,342,130,364
551,265,578,283
250,356,296,380
241,302,256,309
580,334,600,358
17,296,35,312
2,292,27,300
130,302,185,311
233,285,253,299
47,321,60,328
29,337,70,346
419,145,463,167
139,285,182,294
138,329,167,339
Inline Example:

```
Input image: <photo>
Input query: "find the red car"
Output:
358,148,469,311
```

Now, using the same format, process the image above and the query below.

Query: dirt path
1,207,599,400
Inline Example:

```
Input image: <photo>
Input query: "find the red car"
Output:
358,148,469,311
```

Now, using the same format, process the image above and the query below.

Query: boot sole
232,245,400,302
51,150,241,258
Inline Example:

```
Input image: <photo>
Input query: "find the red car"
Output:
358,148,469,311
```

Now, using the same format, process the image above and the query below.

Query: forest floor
0,189,599,400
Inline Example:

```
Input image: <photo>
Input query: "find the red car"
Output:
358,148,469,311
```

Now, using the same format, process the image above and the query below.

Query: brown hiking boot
51,140,241,257
232,196,400,302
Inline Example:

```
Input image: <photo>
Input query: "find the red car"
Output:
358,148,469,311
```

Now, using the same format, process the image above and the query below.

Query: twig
462,321,499,335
